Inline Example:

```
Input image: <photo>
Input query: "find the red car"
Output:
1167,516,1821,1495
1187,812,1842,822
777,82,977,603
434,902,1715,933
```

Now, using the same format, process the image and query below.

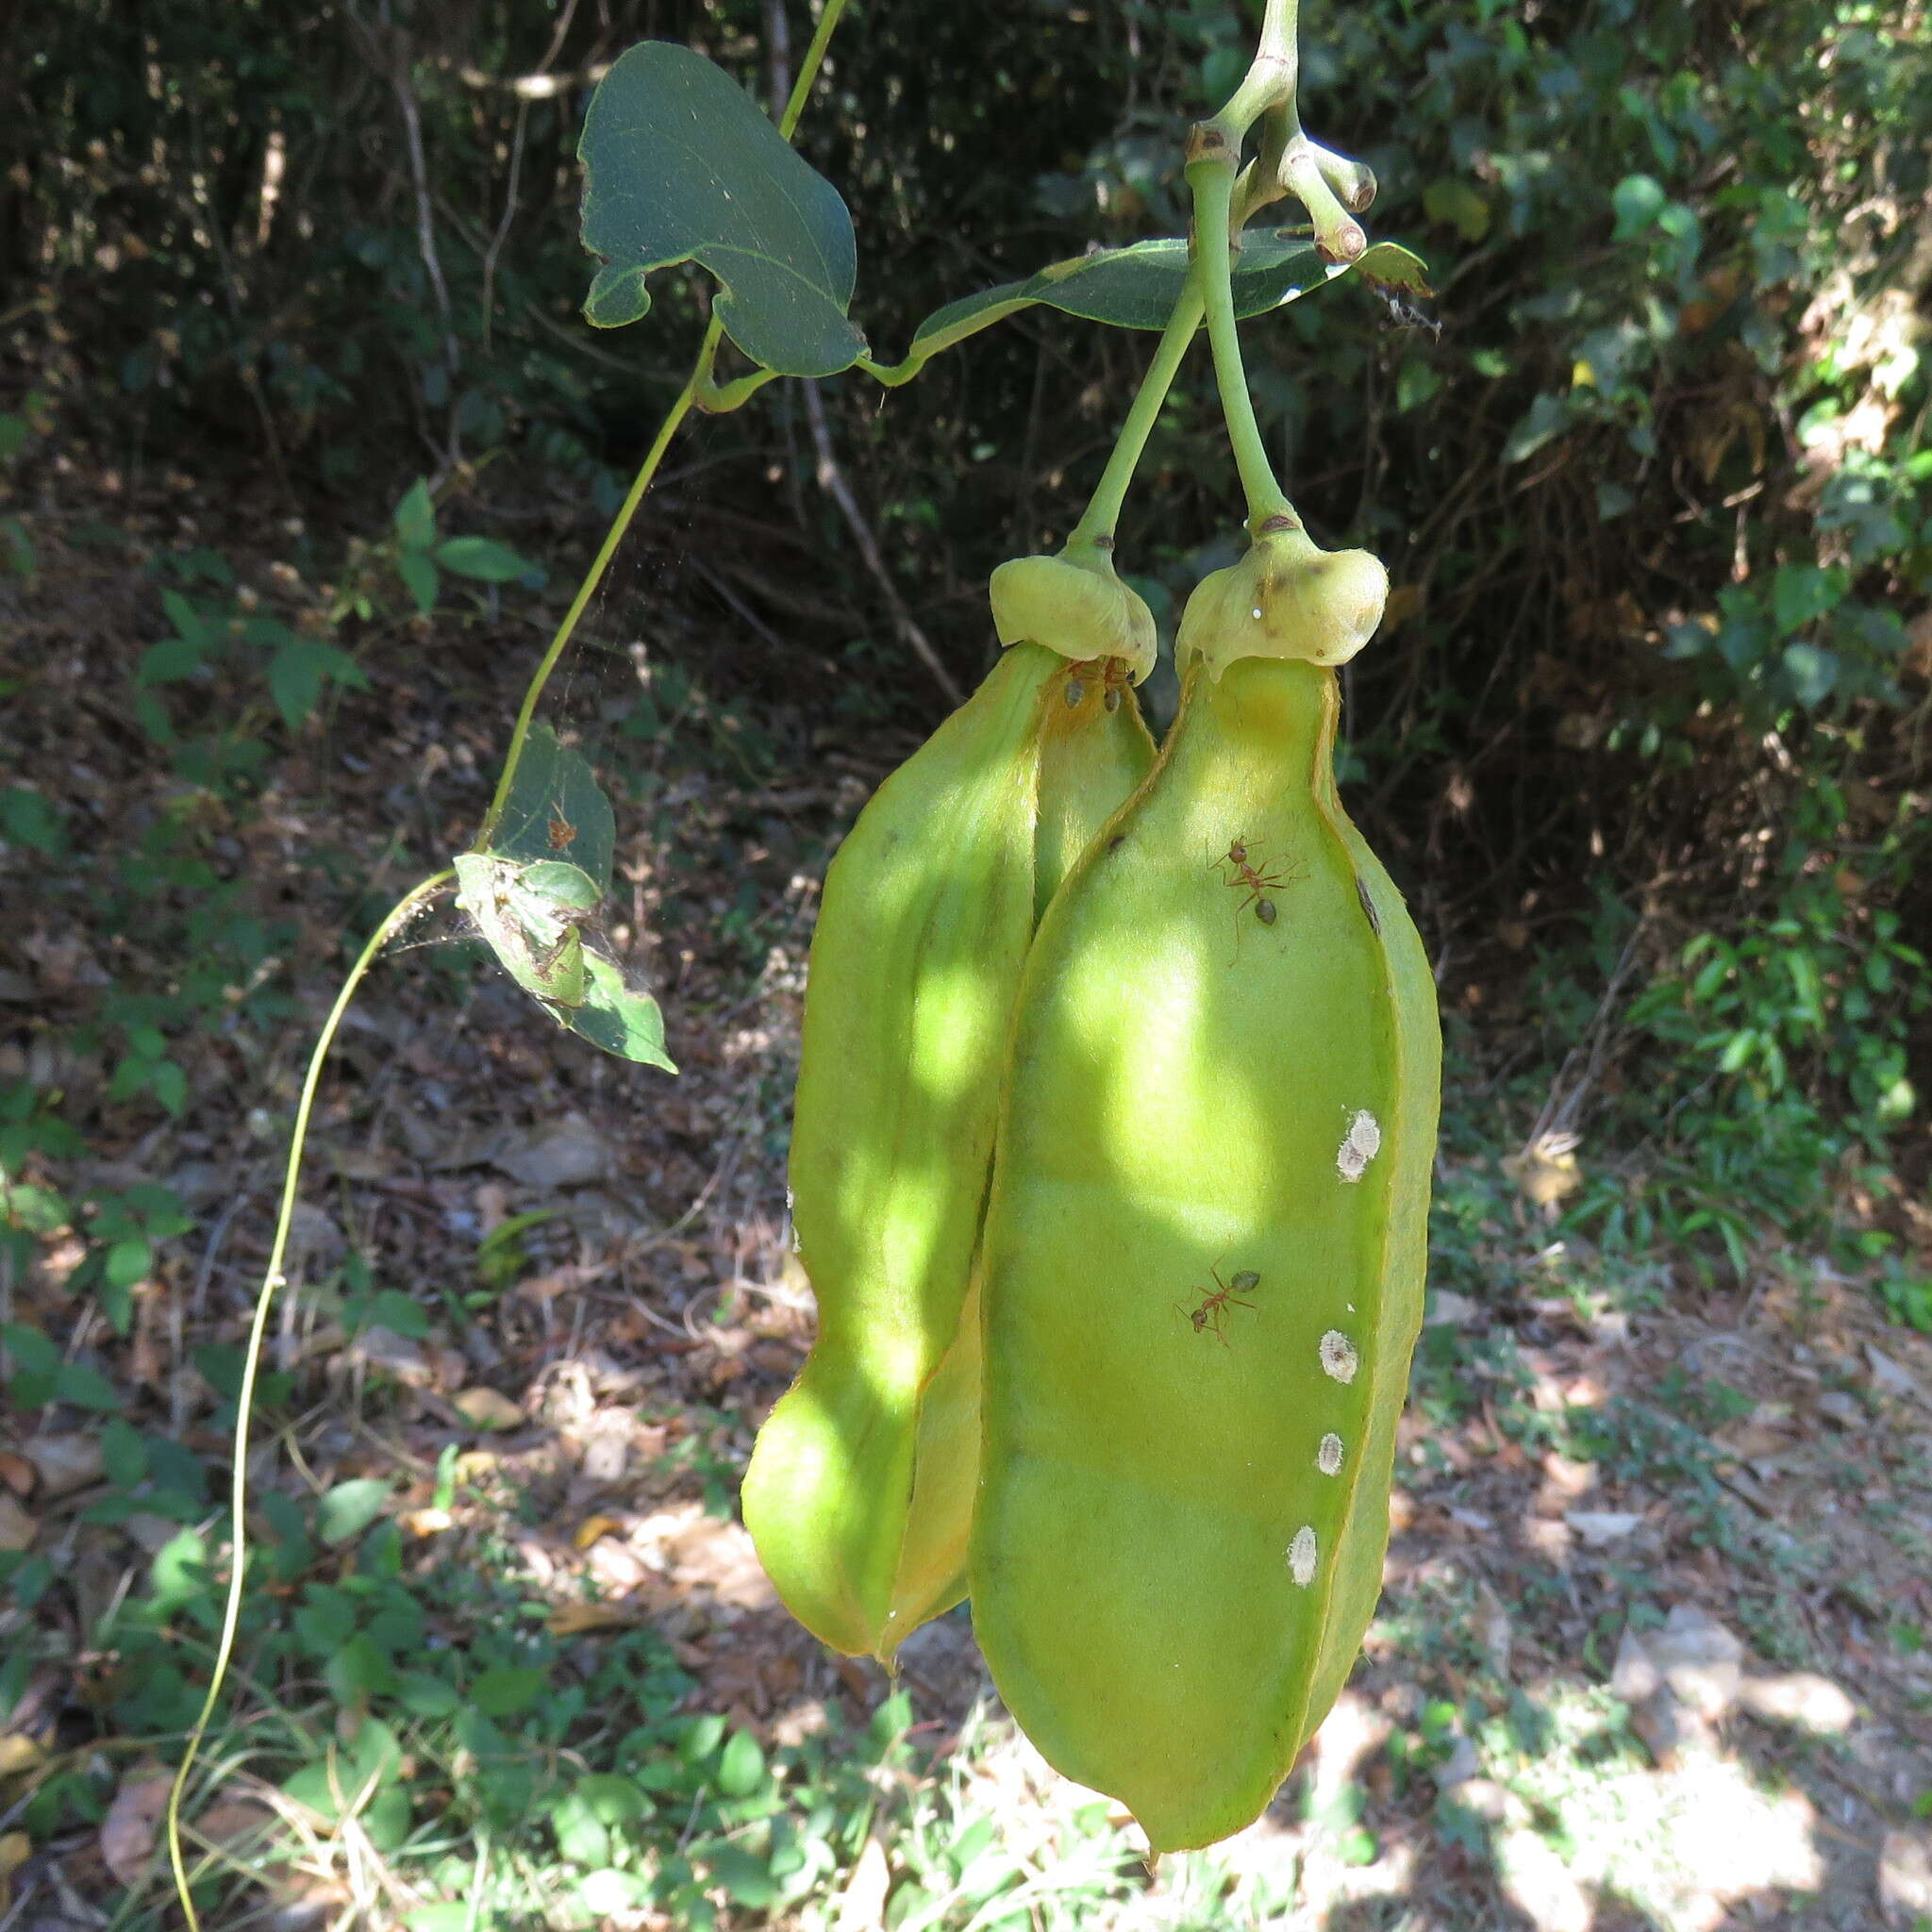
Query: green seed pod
971,535,1439,1850
743,561,1155,1663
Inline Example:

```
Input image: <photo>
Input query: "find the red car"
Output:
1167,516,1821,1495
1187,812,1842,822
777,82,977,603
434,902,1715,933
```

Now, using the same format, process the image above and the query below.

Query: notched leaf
577,42,864,377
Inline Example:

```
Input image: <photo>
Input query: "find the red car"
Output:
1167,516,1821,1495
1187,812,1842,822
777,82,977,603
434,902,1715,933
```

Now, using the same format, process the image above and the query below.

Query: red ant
1059,657,1135,715
1210,837,1295,926
1175,1266,1260,1345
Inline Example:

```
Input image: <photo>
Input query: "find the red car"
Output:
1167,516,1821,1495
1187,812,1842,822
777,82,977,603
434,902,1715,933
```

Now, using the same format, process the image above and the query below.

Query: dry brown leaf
192,1793,280,1853
452,1388,524,1431
546,1598,650,1636
0,1452,33,1497
99,1766,173,1886
0,1828,28,1878
0,1495,37,1554
23,1433,106,1496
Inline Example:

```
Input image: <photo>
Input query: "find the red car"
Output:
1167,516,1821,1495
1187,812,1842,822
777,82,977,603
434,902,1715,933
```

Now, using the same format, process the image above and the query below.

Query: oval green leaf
578,42,864,377
908,234,1430,359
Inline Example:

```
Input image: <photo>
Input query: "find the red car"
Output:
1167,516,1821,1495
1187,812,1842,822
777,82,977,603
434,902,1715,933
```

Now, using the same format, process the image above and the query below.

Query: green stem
702,364,786,412
1210,0,1300,148
165,870,455,1932
1065,278,1205,553
479,333,715,843
1188,156,1293,529
1059,109,1307,556
778,0,851,140
480,0,852,842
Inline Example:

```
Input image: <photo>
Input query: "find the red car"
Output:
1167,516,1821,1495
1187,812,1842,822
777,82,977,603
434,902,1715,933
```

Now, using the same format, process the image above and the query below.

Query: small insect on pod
971,520,1441,1852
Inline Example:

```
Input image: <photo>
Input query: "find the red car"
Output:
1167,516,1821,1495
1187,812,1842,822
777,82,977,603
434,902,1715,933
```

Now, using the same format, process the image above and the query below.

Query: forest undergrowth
3,390,1931,1931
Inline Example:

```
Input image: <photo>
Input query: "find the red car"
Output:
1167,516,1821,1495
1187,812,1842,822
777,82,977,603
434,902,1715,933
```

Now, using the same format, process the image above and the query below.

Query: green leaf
558,951,676,1072
138,635,208,687
1503,393,1572,465
700,1842,777,1908
160,587,212,648
1,1181,70,1235
0,788,66,857
1611,173,1667,241
102,1418,147,1487
484,725,616,891
396,1670,461,1718
3,1324,62,1382
433,535,531,583
1771,563,1843,636
345,1289,432,1341
455,853,598,1009
457,731,674,1070
715,1728,765,1797
149,1527,212,1616
550,1790,612,1867
316,1477,391,1547
268,641,370,731
105,1236,151,1292
393,478,437,552
577,42,863,376
397,549,440,616
406,1908,472,1932
326,1634,399,1703
1782,641,1840,708
470,1664,546,1716
575,1773,651,1824
55,1359,121,1410
908,234,1429,358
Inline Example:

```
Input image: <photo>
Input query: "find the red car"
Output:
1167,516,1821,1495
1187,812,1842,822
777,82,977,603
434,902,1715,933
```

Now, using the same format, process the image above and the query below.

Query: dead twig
799,379,965,707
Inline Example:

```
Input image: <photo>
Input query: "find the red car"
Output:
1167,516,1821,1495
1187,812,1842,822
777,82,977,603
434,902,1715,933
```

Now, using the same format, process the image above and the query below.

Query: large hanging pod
970,524,1441,1850
742,555,1155,1662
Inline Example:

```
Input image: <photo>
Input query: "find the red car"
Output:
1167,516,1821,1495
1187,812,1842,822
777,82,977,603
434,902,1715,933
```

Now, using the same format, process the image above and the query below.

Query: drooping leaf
907,234,1431,358
558,950,676,1073
455,853,598,1010
577,42,863,377
458,730,673,1069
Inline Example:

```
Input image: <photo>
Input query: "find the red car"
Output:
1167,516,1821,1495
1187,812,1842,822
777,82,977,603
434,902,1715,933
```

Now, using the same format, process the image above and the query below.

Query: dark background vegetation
3,1,1930,1926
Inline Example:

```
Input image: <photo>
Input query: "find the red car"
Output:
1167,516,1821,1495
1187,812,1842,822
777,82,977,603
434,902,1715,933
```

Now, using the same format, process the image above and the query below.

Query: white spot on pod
1320,1330,1358,1383
1336,1108,1382,1182
1288,1526,1318,1587
1317,1433,1344,1476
